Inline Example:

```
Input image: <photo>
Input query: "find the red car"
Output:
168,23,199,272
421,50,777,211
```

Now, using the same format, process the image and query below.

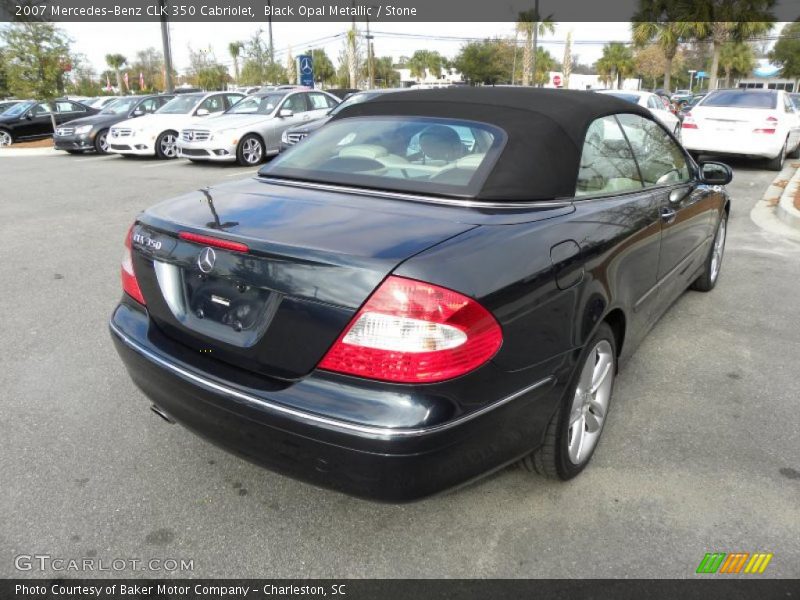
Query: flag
105,74,112,92
139,72,145,90
123,72,129,90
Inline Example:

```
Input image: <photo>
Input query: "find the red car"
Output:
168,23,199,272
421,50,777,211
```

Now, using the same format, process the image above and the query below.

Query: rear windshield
603,93,640,105
259,116,506,197
701,90,777,109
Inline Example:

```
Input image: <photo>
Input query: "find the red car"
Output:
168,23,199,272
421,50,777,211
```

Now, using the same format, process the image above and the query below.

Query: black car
279,88,407,151
54,94,175,154
110,88,731,501
0,99,99,146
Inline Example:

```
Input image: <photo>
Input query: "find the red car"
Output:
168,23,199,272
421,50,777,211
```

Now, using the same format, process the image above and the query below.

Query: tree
673,0,775,91
454,40,509,85
2,22,72,131
346,28,359,88
769,20,800,81
307,48,336,87
597,42,635,89
371,56,401,87
264,62,287,85
0,47,9,98
239,29,272,85
105,53,127,92
406,50,447,81
67,54,101,96
130,47,164,92
517,9,555,86
562,30,573,89
228,42,243,84
635,44,668,88
719,41,755,87
532,47,556,85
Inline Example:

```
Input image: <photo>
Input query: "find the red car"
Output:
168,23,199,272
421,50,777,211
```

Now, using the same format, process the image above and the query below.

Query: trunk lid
131,179,479,380
690,106,777,135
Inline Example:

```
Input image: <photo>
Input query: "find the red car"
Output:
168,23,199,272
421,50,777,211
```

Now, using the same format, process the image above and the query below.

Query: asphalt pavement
1,152,798,578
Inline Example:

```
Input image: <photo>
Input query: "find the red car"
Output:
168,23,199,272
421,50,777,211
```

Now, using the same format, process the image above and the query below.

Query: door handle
660,207,677,224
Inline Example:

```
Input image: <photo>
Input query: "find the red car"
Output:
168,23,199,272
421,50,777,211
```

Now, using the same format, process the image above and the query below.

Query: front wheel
692,213,727,292
94,129,109,154
155,130,178,159
0,129,12,147
236,134,264,166
520,322,617,480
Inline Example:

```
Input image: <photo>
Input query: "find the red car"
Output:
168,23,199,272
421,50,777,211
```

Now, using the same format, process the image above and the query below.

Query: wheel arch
602,307,627,361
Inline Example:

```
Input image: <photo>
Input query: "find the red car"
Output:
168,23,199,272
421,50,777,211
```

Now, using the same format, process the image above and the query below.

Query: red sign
552,74,562,87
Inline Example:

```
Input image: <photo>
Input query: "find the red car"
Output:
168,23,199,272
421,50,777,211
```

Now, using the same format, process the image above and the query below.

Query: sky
61,21,637,76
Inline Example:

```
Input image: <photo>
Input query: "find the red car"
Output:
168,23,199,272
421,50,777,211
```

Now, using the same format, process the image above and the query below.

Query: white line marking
76,155,116,162
225,170,257,177
141,161,182,169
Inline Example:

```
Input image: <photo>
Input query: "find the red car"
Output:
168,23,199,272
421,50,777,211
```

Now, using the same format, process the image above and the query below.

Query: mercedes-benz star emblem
197,247,216,273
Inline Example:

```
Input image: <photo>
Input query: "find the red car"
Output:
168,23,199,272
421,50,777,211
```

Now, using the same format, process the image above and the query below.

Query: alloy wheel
161,134,177,158
97,132,109,153
242,138,263,164
567,339,614,465
0,131,11,147
710,217,726,283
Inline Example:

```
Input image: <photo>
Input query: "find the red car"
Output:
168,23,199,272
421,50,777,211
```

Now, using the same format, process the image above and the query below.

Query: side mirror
699,161,733,186
279,108,293,118
131,108,145,117
195,108,210,117
25,113,34,120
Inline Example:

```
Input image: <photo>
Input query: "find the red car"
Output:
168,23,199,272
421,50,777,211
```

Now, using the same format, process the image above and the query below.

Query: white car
597,90,681,137
108,91,244,159
177,89,339,165
681,89,800,171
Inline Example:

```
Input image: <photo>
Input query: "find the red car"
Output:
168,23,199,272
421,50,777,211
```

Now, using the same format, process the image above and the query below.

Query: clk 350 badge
132,232,162,250
197,247,216,273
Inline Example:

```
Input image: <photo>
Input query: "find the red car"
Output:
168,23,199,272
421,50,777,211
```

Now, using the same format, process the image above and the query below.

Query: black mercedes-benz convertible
110,88,731,501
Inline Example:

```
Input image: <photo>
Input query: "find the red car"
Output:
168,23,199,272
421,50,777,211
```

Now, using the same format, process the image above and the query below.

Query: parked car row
0,99,100,146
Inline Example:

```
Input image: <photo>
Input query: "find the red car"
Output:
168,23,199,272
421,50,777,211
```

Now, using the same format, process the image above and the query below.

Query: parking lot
1,151,799,578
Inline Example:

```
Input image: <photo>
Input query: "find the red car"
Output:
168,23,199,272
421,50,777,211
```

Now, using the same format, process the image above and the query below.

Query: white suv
681,89,800,170
108,92,244,159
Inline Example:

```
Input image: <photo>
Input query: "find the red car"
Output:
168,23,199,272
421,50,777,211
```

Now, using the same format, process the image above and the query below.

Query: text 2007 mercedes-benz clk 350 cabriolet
110,88,731,501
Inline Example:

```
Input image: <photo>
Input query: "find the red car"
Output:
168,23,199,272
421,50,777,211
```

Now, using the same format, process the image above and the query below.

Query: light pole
159,0,174,92
365,10,375,89
688,69,696,93
266,0,274,63
531,0,539,87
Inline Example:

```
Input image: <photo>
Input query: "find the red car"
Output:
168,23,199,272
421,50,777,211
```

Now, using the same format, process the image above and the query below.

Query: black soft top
330,87,654,201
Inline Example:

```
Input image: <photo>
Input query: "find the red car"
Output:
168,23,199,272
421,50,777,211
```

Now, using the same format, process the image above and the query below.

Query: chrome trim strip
257,177,573,210
110,320,552,439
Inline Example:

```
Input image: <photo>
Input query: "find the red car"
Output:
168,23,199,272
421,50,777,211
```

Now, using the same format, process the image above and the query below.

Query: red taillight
682,116,698,129
179,231,249,253
753,115,778,134
121,224,146,305
319,276,502,383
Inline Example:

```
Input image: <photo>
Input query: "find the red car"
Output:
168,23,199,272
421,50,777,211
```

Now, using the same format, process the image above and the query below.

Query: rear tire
93,129,109,154
766,139,787,171
788,139,800,160
692,212,727,292
520,322,617,480
155,130,178,159
0,128,12,147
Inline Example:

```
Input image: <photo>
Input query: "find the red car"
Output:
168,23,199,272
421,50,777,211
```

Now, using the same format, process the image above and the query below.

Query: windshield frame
259,115,508,199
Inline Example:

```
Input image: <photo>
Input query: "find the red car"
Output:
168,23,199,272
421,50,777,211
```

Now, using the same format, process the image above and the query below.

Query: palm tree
407,50,445,82
597,42,635,89
719,41,755,87
105,53,127,92
631,16,697,92
228,42,243,84
517,9,555,86
673,0,774,91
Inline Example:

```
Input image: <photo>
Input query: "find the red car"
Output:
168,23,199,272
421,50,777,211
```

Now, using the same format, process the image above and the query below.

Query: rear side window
702,90,777,109
616,114,690,186
575,116,642,196
261,116,506,197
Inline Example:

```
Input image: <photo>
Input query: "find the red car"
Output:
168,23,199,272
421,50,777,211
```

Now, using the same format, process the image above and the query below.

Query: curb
0,147,59,157
749,162,800,242
776,165,800,229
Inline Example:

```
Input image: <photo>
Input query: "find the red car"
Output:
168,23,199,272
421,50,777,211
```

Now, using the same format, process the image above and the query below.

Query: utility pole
531,0,539,87
511,30,518,85
266,0,274,63
159,0,174,92
365,12,375,89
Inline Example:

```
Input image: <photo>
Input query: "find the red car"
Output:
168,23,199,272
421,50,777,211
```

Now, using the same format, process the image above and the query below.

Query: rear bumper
109,302,561,501
681,129,785,159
